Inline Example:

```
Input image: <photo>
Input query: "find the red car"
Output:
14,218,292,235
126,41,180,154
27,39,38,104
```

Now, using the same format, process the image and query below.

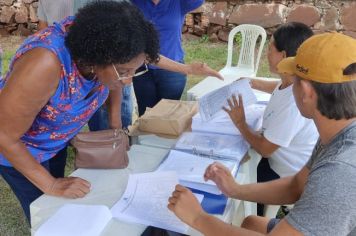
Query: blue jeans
0,149,67,224
88,85,133,130
49,147,67,178
133,69,187,116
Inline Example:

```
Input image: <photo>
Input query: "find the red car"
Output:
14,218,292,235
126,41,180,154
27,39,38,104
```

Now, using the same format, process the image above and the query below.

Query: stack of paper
192,104,266,136
175,132,249,162
156,150,238,195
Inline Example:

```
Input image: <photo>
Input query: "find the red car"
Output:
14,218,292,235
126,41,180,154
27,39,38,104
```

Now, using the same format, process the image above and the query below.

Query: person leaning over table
0,0,222,224
169,32,356,236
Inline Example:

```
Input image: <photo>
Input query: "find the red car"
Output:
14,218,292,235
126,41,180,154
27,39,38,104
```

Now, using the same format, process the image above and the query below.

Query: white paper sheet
199,79,257,121
192,104,266,136
35,204,111,236
175,132,248,162
156,150,238,195
111,171,197,234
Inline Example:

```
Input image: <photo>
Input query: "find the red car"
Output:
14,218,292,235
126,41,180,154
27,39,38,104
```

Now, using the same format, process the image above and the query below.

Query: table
134,134,260,217
31,144,246,236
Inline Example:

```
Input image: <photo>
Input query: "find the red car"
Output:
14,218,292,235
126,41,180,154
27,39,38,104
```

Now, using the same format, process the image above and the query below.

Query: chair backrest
226,24,267,75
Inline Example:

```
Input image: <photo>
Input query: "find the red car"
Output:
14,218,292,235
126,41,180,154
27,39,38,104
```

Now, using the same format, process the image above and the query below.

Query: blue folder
189,188,228,215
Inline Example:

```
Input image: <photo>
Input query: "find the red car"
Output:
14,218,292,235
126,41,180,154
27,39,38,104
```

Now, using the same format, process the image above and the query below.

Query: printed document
111,171,202,234
199,79,257,121
192,103,266,136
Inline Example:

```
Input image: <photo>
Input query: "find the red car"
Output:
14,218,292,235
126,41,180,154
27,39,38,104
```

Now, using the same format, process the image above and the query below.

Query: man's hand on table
168,184,207,226
204,162,240,198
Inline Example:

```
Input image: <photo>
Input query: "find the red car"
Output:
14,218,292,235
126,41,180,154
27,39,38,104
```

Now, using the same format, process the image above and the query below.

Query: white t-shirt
261,82,318,177
37,0,73,26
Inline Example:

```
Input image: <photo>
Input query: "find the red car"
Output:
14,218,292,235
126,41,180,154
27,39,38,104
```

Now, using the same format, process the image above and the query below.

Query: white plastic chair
186,24,267,101
220,24,267,79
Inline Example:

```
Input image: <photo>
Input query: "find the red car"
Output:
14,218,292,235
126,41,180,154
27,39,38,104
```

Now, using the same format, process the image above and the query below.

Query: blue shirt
0,17,109,166
131,0,204,65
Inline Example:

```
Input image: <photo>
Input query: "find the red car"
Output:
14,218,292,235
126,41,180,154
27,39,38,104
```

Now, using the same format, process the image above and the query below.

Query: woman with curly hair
0,0,221,223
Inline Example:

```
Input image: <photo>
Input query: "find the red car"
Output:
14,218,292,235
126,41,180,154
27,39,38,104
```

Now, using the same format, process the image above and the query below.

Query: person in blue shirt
132,0,205,116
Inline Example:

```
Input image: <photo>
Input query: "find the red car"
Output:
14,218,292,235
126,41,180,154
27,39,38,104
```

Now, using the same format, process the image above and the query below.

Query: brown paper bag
138,99,198,136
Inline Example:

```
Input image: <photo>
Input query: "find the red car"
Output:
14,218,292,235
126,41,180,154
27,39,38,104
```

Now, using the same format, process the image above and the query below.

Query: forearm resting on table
0,134,55,193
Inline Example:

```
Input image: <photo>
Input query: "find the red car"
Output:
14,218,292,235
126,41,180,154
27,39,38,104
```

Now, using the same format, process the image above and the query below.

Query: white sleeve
37,1,47,22
263,105,305,148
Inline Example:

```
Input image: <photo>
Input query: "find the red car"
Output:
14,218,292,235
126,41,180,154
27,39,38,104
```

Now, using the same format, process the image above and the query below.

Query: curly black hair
65,0,160,67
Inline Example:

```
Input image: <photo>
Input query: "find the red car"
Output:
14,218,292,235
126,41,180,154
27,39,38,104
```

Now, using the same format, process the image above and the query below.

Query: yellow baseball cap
277,32,356,83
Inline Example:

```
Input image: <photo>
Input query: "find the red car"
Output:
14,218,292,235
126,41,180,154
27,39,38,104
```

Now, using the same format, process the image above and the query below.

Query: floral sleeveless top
0,17,109,166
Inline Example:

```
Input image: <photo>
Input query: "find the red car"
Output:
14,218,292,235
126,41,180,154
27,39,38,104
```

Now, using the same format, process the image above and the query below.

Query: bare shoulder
12,47,61,76
0,47,64,138
5,47,62,95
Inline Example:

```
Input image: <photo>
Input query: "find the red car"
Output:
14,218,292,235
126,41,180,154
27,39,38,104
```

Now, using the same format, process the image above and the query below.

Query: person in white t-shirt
223,22,318,216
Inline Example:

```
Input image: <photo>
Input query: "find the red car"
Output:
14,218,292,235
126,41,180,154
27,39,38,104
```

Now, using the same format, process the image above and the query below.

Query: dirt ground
0,35,25,52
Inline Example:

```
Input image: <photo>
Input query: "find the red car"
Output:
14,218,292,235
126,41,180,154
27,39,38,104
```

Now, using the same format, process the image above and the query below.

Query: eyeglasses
112,63,148,81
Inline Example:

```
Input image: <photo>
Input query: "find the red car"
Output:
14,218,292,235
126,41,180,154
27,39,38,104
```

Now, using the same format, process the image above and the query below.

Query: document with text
111,171,203,234
199,79,257,121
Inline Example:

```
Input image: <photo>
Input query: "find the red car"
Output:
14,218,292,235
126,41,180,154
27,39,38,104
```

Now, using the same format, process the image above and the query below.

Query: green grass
0,38,271,235
2,50,15,76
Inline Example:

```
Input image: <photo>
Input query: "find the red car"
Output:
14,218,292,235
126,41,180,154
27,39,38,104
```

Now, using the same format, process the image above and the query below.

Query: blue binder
189,188,228,215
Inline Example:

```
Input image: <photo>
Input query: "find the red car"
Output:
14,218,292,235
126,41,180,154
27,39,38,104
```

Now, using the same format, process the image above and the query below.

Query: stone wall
0,0,38,36
0,0,355,41
185,0,356,42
